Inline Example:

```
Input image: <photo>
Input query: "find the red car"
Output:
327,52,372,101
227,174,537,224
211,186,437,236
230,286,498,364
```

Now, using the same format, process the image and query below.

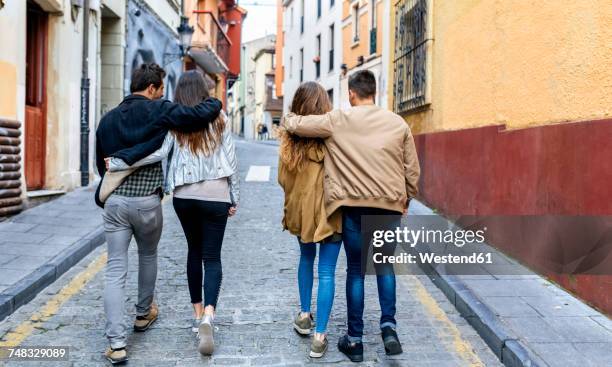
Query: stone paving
0,188,102,294
0,140,502,366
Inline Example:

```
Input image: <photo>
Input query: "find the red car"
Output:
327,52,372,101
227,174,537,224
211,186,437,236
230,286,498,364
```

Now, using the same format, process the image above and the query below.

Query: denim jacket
109,119,239,205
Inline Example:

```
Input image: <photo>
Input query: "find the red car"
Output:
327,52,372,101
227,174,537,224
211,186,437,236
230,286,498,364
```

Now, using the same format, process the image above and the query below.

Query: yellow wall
186,0,219,49
0,0,25,122
390,0,612,134
342,0,384,70
0,62,17,118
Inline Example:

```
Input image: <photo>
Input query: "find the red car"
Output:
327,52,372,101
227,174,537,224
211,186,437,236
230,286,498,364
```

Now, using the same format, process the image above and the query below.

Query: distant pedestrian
107,70,239,357
278,82,342,358
283,70,420,362
95,63,222,364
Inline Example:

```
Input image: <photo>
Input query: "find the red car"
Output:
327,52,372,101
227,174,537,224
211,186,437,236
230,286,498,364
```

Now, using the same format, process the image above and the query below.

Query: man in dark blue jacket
95,63,222,364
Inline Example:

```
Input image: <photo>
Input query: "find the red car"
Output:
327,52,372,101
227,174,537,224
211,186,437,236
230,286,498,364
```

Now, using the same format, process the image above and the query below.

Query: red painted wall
413,118,612,314
221,6,245,78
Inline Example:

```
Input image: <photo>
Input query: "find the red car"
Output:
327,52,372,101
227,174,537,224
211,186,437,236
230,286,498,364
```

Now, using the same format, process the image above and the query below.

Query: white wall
142,0,181,31
282,0,342,112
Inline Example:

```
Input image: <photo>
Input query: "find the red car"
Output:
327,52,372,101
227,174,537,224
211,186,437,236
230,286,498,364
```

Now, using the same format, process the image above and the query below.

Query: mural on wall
125,0,181,100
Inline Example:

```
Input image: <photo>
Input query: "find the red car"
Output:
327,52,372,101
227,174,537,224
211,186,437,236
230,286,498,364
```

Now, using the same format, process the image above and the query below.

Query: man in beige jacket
283,70,420,362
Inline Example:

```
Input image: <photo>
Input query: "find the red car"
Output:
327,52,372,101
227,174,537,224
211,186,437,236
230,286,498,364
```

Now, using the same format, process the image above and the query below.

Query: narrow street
0,140,501,366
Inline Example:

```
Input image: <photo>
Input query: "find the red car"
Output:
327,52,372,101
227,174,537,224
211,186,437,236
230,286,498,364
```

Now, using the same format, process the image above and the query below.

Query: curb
0,227,105,322
422,265,546,367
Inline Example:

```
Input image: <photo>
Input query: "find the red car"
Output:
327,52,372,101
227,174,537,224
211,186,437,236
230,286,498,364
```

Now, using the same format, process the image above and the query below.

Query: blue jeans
298,239,342,334
342,206,400,340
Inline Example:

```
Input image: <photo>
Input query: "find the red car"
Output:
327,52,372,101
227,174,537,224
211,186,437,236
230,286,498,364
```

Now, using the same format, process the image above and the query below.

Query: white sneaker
192,318,201,333
198,315,214,355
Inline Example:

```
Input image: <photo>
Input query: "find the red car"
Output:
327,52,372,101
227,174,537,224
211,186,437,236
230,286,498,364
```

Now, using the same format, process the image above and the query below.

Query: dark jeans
173,198,230,307
342,206,401,340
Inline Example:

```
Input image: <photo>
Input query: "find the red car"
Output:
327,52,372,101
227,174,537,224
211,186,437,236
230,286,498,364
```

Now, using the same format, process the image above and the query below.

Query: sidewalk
0,185,104,321
408,200,612,367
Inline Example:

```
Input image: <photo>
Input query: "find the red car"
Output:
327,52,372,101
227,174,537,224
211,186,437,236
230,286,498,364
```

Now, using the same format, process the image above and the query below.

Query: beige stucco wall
44,6,101,190
390,0,612,135
99,12,126,120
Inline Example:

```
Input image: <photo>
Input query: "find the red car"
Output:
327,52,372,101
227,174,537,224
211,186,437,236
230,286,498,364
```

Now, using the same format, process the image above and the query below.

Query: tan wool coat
278,144,342,244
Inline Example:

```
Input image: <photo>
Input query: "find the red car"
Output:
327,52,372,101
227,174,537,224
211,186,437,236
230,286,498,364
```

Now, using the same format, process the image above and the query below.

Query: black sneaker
337,334,364,362
381,326,403,355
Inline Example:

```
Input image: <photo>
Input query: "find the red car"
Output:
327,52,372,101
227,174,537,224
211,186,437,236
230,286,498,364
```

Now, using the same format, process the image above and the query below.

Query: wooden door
25,2,48,190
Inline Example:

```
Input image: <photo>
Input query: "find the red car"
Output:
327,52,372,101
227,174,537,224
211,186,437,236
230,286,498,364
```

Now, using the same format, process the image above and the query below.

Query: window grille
393,0,429,113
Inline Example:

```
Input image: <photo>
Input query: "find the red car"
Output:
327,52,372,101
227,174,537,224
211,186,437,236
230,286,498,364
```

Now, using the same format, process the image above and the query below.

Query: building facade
253,48,283,139
281,0,343,111
183,0,246,105
125,0,182,100
339,0,388,109
0,0,132,216
228,35,276,139
274,0,284,99
0,0,186,218
388,0,612,313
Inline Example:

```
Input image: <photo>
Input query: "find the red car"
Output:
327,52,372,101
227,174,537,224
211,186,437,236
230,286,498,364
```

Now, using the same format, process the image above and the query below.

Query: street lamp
177,16,194,57
164,16,194,66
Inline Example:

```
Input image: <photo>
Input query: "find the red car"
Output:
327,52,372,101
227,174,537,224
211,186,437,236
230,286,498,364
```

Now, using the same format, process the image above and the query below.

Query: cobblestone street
0,140,501,366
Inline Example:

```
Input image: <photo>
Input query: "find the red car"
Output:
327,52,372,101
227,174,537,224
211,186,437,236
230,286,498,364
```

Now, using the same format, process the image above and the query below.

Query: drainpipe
79,0,90,186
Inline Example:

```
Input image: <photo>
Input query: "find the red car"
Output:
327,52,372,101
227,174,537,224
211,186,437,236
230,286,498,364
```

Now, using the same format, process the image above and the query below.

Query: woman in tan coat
278,82,342,358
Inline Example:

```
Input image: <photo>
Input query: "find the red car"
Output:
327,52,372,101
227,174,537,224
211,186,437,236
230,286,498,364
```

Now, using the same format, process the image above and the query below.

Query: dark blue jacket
94,94,222,207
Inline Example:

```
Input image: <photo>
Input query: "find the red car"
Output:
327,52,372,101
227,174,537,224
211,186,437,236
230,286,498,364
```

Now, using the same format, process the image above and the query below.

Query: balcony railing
193,10,232,67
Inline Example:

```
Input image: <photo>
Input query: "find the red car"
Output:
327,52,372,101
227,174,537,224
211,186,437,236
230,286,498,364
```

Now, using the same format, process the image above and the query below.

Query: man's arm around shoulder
157,97,222,132
282,110,341,138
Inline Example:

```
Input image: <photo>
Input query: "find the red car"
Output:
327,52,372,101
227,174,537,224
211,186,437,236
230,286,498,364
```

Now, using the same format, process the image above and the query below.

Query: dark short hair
348,70,377,99
130,63,166,93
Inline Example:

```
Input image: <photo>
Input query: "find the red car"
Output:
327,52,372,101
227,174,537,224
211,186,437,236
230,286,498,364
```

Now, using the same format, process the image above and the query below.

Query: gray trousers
102,194,163,349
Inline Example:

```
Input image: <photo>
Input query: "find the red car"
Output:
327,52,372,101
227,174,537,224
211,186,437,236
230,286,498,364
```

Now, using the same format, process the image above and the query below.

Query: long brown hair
173,70,225,156
279,82,331,172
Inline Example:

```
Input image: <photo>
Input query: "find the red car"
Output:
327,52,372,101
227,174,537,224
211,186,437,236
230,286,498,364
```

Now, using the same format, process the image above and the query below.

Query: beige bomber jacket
283,104,420,216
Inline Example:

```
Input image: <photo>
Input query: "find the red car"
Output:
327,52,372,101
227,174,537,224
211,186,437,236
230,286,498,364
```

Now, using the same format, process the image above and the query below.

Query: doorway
25,2,48,190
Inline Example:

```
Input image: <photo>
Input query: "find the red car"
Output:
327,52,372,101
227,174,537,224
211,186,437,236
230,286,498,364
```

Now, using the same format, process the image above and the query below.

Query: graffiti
125,0,181,100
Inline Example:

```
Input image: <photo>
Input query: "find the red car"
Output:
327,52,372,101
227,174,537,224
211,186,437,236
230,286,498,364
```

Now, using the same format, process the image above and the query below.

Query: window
271,53,275,70
330,0,335,8
290,7,294,29
300,0,305,34
369,0,377,54
315,34,321,79
329,23,335,72
299,48,304,82
327,89,334,105
289,56,293,78
317,0,322,18
393,0,429,113
352,3,360,43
